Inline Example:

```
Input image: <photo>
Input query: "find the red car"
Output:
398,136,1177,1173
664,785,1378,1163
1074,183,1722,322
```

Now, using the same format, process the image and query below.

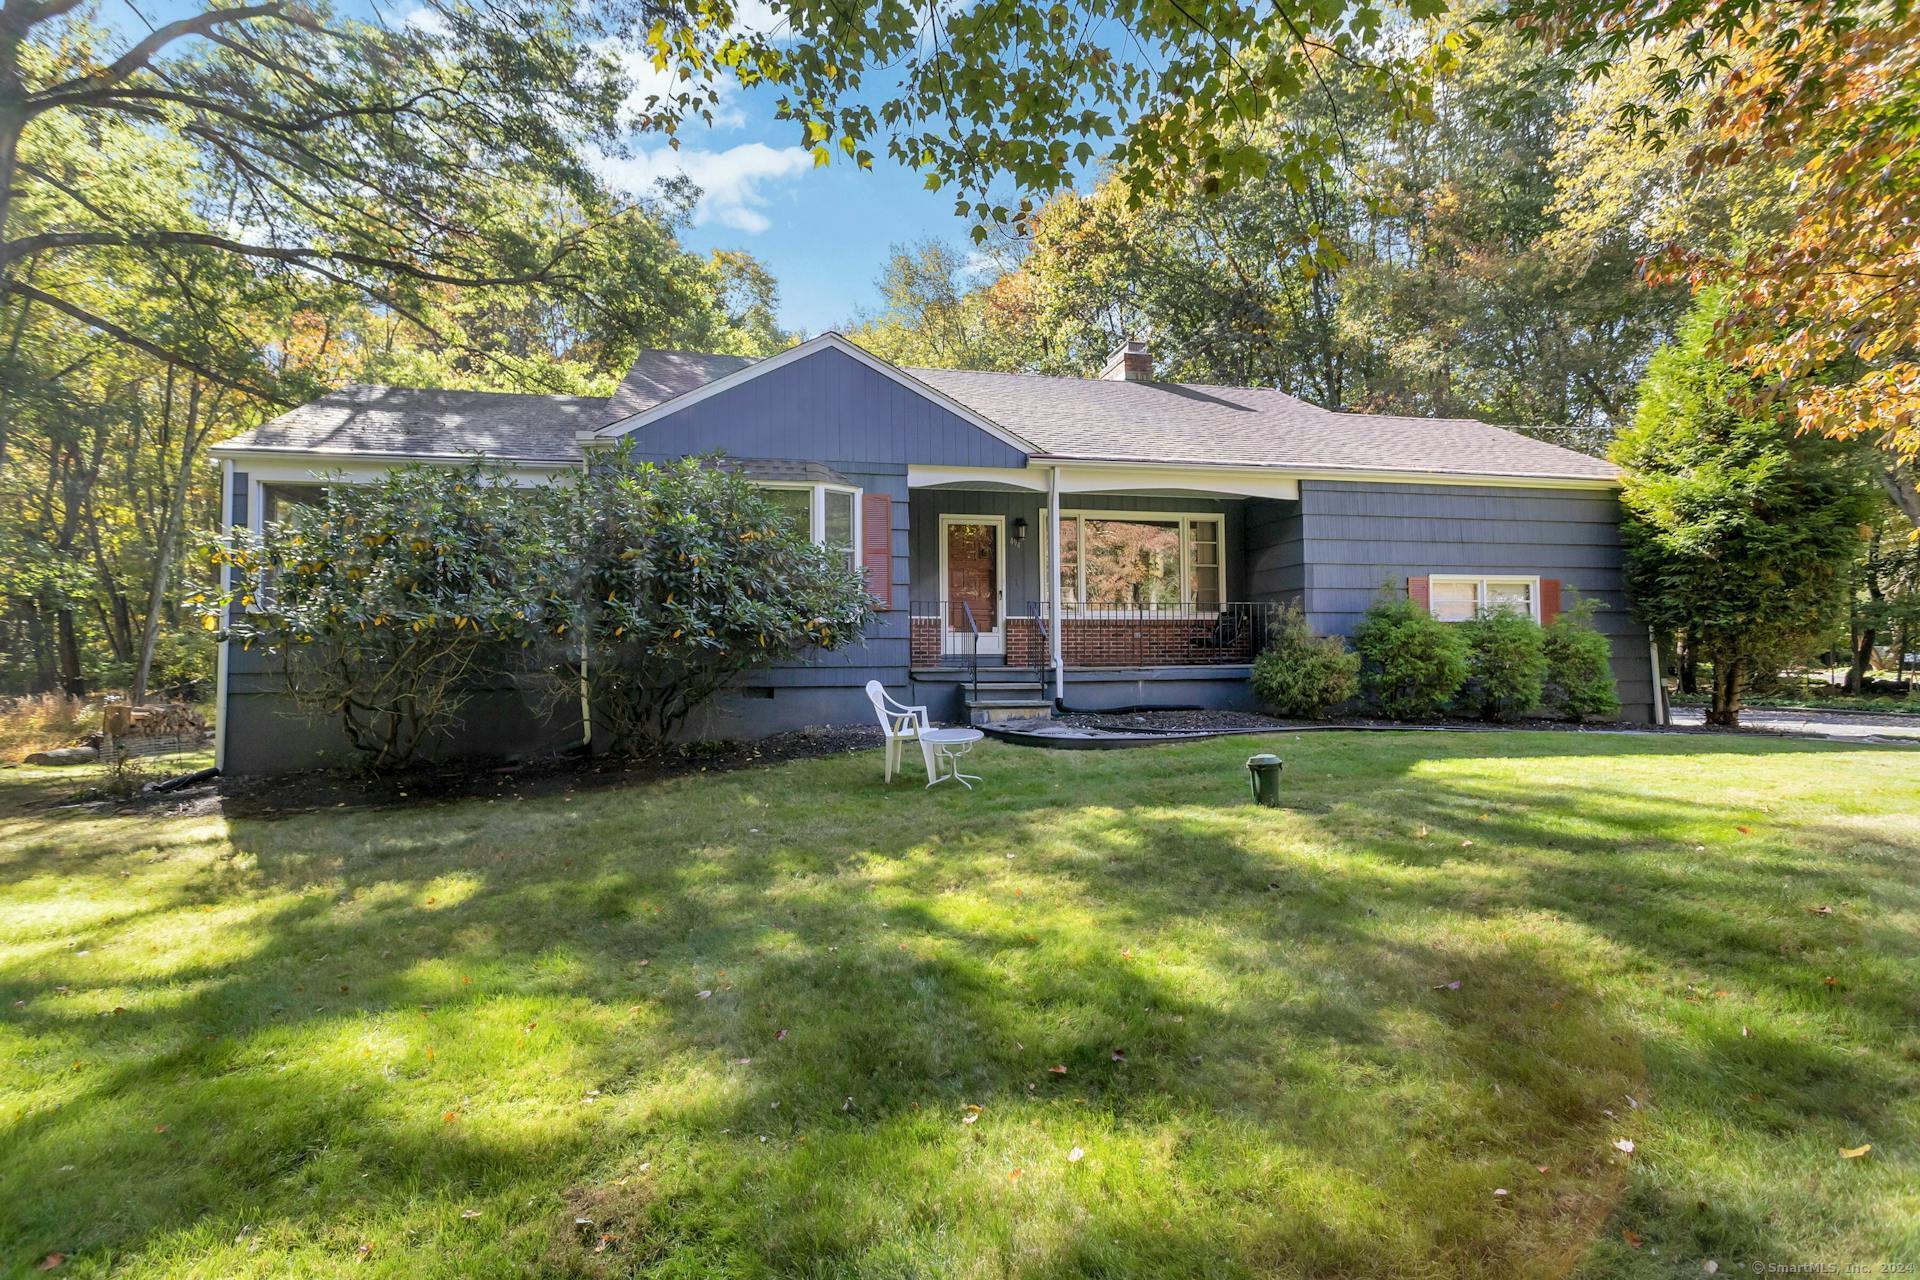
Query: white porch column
1048,465,1064,702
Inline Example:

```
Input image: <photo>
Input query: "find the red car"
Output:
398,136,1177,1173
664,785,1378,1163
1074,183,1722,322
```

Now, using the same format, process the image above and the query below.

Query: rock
23,746,97,766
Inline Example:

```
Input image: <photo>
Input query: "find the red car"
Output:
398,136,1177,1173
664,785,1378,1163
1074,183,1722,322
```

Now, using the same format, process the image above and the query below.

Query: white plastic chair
865,679,936,784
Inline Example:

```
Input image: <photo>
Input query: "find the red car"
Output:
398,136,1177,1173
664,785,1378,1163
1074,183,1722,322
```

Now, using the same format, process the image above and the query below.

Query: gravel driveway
1670,706,1920,741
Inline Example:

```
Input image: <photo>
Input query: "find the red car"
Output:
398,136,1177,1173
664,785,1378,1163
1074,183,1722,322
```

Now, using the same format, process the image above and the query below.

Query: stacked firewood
97,703,210,760
102,702,207,739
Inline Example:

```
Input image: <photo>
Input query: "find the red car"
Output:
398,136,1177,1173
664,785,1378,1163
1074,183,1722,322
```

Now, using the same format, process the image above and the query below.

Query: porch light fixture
1012,517,1028,544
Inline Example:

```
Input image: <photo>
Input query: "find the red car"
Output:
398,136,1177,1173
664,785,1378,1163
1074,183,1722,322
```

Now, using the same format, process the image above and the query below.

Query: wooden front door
939,516,1004,655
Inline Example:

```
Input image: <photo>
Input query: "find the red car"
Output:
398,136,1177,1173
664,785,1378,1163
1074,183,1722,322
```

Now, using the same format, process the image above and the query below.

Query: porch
900,470,1303,721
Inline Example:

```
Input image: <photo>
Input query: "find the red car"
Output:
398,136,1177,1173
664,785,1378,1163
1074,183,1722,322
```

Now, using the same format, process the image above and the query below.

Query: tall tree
847,240,1039,371
0,0,663,392
1613,296,1876,727
853,30,1678,450
0,3,798,698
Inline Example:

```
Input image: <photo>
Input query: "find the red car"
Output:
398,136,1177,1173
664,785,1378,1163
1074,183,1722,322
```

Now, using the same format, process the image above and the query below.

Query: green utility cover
1246,754,1283,807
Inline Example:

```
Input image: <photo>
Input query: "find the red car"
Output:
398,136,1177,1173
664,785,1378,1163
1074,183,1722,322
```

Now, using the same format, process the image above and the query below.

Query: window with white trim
260,482,329,527
1043,510,1226,612
1428,575,1540,623
756,482,860,572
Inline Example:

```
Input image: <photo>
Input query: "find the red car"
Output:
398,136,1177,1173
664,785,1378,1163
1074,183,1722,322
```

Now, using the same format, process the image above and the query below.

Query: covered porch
901,462,1303,718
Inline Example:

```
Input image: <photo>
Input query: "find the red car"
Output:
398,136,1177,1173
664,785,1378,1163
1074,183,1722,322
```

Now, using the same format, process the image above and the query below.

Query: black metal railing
908,598,986,701
1026,602,1051,690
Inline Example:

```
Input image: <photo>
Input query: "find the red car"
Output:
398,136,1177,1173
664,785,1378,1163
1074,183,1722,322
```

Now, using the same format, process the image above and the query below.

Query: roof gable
595,333,1036,466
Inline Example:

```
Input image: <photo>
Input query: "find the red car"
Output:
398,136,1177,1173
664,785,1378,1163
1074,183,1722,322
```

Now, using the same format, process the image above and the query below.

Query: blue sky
587,32,1026,336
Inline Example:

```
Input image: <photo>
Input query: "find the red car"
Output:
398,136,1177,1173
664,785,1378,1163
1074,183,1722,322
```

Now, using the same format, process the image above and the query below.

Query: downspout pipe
1647,624,1667,726
1048,465,1064,704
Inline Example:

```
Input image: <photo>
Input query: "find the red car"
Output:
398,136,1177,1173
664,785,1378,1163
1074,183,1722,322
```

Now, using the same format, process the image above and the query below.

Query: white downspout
1647,623,1667,726
213,459,232,773
1048,465,1064,703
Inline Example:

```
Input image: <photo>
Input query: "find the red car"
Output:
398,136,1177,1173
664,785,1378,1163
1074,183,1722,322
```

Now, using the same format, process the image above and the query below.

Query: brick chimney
1099,337,1152,382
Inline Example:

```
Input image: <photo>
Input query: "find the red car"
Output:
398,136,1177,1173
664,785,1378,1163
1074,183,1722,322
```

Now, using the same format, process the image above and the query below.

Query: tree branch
33,4,305,100
2,229,586,289
3,281,288,404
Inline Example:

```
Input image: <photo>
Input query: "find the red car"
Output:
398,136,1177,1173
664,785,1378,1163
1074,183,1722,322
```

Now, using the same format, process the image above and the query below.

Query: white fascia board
1054,465,1301,501
907,464,1051,493
1030,456,1622,492
910,463,1300,500
589,332,1039,456
211,449,577,485
914,458,1617,496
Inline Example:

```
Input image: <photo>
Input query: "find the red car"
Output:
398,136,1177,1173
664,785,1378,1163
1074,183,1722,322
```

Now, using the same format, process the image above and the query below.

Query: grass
2,732,1918,1277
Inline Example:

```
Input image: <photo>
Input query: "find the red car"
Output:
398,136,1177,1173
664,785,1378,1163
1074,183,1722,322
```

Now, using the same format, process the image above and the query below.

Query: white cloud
600,2,789,131
399,5,451,37
606,44,748,131
597,142,812,234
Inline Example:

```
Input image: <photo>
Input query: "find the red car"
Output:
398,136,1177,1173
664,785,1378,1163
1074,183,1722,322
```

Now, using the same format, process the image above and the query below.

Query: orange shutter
1540,578,1562,626
1407,575,1430,613
862,493,893,608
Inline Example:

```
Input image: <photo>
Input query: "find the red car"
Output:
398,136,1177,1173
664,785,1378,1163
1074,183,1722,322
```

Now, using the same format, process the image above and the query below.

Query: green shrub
1458,609,1548,721
1250,603,1358,718
1542,603,1621,722
201,463,542,770
1352,596,1468,719
531,455,876,754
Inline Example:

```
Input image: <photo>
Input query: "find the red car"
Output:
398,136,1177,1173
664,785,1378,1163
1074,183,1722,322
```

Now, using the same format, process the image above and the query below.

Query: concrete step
969,702,1053,726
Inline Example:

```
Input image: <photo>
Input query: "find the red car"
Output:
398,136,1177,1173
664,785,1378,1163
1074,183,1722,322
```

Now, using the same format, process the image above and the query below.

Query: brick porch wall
915,615,1259,668
1007,616,1256,667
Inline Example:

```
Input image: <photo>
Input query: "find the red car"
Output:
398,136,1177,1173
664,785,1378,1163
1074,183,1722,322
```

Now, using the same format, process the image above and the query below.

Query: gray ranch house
210,333,1661,772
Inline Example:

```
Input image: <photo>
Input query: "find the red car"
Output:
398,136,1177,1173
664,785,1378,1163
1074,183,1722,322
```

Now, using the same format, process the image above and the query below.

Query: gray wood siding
908,491,1245,613
737,464,910,687
1244,497,1304,604
625,346,1029,468
1296,479,1655,720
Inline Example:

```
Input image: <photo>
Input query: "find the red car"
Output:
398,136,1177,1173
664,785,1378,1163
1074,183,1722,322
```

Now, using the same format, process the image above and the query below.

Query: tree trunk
55,607,85,697
1881,466,1920,531
1678,636,1699,696
1846,525,1885,694
1847,624,1876,694
1706,656,1742,728
133,387,209,704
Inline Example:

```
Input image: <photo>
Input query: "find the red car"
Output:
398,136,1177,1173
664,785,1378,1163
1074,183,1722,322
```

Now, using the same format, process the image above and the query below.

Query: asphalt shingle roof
216,385,604,463
217,343,1618,484
906,367,1618,482
608,350,757,420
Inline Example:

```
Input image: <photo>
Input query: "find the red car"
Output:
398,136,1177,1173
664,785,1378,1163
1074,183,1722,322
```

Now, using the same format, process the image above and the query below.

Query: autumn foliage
1640,7,1919,465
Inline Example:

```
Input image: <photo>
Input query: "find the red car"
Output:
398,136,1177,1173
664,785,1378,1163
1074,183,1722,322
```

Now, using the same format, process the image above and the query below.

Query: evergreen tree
1613,296,1875,727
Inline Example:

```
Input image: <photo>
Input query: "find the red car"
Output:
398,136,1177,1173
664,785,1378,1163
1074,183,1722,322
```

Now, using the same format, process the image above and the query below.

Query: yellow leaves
200,615,219,631
1840,1142,1872,1159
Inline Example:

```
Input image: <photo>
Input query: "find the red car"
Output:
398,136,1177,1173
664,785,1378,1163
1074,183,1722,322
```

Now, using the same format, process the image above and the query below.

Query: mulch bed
73,725,885,820
1050,708,1642,736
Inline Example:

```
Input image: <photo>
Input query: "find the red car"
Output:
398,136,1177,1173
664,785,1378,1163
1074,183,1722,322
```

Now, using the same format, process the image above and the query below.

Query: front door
939,515,1004,655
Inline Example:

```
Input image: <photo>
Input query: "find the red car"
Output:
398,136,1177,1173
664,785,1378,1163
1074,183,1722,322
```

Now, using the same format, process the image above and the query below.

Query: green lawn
3,732,1918,1277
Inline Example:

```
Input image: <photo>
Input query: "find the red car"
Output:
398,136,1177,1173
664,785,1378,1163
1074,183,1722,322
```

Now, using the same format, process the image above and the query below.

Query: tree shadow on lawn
2,731,1912,1276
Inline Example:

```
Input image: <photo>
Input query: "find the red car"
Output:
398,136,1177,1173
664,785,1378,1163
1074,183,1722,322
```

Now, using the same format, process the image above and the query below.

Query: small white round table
922,727,985,789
